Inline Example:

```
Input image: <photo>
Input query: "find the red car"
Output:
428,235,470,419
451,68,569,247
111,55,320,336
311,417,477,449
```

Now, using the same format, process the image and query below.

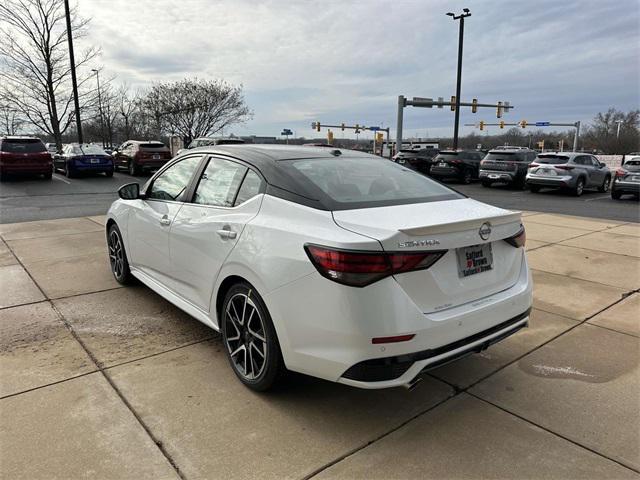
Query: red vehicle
113,140,172,176
0,136,53,181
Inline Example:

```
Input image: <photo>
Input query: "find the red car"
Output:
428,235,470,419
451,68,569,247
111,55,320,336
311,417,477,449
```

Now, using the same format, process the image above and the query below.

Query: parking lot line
52,174,71,185
584,195,611,202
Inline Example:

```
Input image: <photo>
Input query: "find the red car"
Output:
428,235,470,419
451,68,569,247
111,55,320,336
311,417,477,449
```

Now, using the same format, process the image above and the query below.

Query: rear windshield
625,160,640,167
140,143,167,150
536,155,570,165
79,144,107,155
281,157,462,210
1,138,46,153
435,153,461,161
485,152,526,161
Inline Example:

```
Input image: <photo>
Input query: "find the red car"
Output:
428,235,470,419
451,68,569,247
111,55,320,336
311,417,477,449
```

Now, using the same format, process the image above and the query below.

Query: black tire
128,160,140,176
461,168,473,185
107,224,134,285
529,184,540,193
221,282,286,391
105,169,114,178
598,175,611,193
573,177,585,196
611,189,622,200
481,180,492,188
43,171,53,180
65,162,75,178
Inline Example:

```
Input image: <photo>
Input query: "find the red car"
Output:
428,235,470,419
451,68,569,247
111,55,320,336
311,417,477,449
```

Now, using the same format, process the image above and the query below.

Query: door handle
159,215,171,226
216,227,237,239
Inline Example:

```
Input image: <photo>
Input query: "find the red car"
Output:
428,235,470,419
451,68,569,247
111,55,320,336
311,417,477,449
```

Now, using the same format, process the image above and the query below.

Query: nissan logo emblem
479,222,492,240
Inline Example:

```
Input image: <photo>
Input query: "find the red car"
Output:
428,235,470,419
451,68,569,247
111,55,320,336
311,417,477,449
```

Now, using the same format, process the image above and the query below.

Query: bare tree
0,0,99,149
0,96,24,135
582,108,640,154
140,78,252,142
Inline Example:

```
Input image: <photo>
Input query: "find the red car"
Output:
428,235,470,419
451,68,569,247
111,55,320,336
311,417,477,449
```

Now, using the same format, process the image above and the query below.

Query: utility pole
64,0,83,144
91,69,104,147
447,8,471,151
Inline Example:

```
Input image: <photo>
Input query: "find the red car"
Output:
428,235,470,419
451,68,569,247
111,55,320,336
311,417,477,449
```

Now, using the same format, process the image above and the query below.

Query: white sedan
106,145,532,391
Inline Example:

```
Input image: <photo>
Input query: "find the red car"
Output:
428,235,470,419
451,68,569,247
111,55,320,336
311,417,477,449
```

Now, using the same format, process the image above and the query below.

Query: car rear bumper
430,166,461,177
479,170,517,182
0,162,51,174
137,159,170,170
526,174,574,187
612,180,640,193
265,251,533,389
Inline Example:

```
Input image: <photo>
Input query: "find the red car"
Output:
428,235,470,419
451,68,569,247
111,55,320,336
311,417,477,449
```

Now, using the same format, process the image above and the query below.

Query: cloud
79,0,639,138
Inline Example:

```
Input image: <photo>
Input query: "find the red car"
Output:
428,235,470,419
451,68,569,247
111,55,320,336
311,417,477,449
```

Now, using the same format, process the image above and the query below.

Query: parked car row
392,146,635,200
0,135,176,181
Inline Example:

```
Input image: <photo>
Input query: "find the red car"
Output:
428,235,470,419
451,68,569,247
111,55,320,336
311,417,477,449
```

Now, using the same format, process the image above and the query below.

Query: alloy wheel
108,229,125,280
224,292,268,380
602,177,610,192
576,180,584,196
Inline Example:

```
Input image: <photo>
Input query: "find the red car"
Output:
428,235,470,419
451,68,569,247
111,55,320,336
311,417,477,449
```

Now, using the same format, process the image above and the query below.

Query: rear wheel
105,169,114,178
598,175,611,193
481,180,492,188
221,282,286,391
128,160,140,176
461,168,473,185
529,184,540,193
611,189,622,200
65,162,75,178
107,224,133,284
43,170,52,180
573,178,585,196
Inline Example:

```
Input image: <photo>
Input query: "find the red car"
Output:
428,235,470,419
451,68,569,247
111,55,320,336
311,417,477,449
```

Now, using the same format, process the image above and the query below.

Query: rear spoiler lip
399,212,522,236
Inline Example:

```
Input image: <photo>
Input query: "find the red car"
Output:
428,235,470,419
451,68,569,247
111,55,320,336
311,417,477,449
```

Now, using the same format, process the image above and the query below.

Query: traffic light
316,121,321,132
327,130,334,144
519,120,527,129
355,124,360,134
479,121,485,131
499,121,505,129
496,101,503,118
450,96,456,111
341,123,345,131
471,98,478,113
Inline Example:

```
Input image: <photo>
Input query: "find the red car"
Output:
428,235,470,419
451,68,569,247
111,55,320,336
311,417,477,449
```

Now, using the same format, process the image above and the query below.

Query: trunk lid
333,198,524,313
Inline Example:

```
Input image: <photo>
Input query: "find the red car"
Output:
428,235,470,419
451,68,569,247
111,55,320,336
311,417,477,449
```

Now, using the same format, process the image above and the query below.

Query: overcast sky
81,0,639,139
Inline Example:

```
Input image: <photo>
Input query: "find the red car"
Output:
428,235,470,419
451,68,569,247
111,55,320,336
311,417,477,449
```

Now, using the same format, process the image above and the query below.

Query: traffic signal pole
452,13,465,151
464,120,581,151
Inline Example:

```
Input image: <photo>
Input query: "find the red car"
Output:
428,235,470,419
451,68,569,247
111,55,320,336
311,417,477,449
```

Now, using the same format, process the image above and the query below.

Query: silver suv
525,152,611,196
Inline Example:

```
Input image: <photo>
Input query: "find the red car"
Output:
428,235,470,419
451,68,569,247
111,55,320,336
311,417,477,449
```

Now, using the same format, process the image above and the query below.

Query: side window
234,170,263,205
591,156,601,166
147,156,201,201
193,158,247,207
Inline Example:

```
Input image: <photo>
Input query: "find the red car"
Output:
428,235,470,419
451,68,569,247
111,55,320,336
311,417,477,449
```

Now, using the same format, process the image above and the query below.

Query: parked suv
392,149,438,174
429,150,485,184
0,136,52,181
114,140,172,175
611,156,640,200
479,148,537,188
526,153,611,196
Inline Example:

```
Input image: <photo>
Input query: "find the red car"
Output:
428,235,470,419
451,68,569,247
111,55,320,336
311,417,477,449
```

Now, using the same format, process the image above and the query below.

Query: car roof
538,152,582,157
1,136,42,141
488,147,534,153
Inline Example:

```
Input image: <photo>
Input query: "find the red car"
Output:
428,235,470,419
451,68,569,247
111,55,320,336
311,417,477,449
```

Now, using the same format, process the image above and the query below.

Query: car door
169,156,265,312
589,156,605,185
126,155,203,286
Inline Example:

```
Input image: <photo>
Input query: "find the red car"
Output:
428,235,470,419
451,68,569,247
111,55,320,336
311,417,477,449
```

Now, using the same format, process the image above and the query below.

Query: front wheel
108,224,134,284
221,282,286,391
529,184,540,193
481,180,492,188
611,189,622,200
598,175,611,193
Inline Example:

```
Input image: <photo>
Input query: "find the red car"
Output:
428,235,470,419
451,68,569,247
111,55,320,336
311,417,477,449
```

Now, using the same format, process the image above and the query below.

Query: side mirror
118,183,142,200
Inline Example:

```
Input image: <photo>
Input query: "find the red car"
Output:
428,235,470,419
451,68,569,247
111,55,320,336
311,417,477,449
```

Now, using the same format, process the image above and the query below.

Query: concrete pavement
0,212,638,479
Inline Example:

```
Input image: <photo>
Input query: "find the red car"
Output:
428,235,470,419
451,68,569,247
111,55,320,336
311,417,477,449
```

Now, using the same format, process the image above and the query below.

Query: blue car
55,143,114,178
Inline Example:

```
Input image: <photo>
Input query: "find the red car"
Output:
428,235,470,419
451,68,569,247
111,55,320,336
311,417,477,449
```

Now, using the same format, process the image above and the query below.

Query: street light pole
447,8,471,151
91,69,104,148
64,0,83,144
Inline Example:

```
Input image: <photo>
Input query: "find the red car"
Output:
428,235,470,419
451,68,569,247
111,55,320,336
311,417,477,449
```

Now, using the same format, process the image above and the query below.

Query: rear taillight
529,163,539,169
615,168,626,178
555,165,574,170
480,160,487,166
504,225,526,248
304,244,446,287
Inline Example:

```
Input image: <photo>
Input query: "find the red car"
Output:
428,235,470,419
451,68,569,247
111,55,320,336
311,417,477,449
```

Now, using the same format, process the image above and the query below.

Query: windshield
536,155,570,164
1,139,46,153
281,156,462,210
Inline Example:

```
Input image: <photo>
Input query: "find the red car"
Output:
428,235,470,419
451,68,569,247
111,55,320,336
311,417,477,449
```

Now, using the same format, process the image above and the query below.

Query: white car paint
107,147,532,389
